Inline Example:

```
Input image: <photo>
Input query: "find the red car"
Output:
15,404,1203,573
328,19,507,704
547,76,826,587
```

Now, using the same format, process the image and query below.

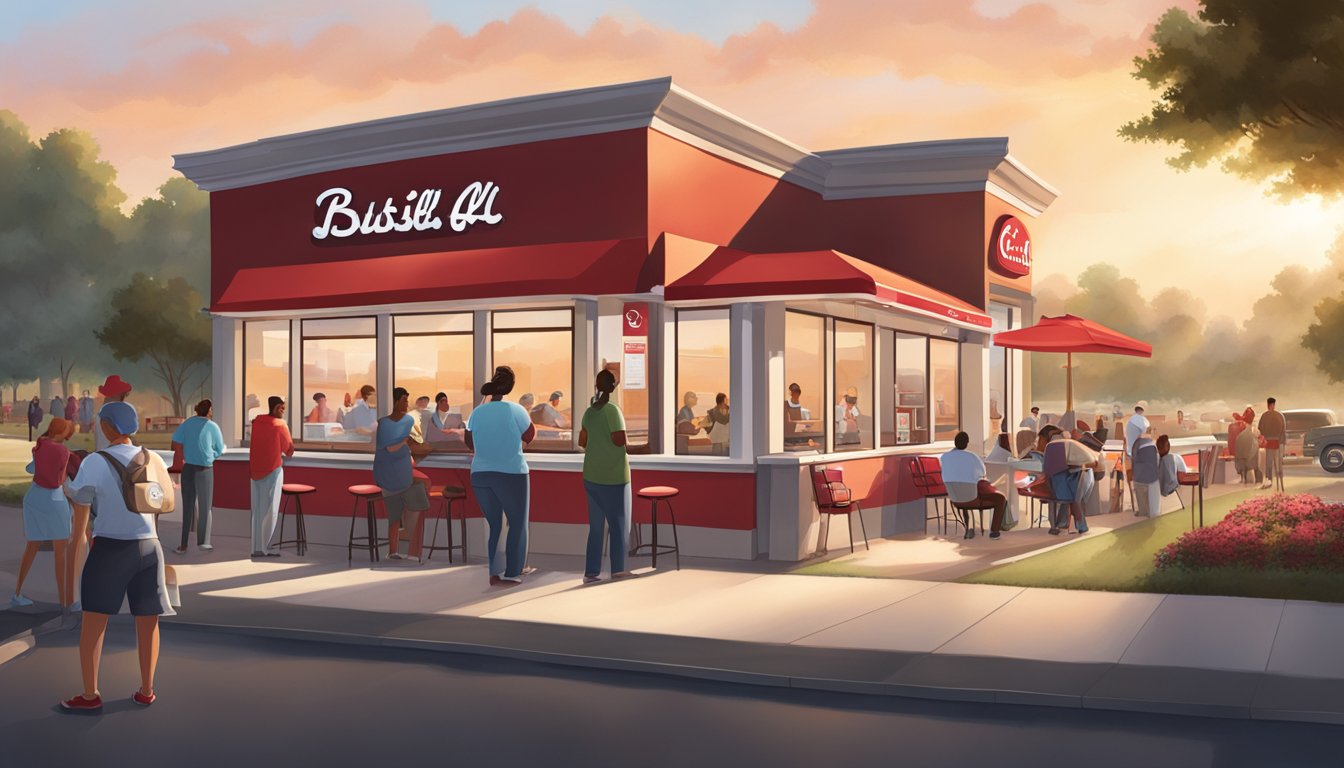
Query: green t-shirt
581,402,630,485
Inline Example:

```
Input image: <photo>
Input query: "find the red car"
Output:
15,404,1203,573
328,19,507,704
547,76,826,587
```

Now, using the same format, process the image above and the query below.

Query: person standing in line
94,376,132,452
64,395,78,424
78,389,96,433
375,387,429,562
60,400,176,712
50,394,64,427
1259,397,1286,492
249,397,293,558
28,396,43,442
465,366,536,586
579,369,633,583
171,400,226,554
12,418,78,610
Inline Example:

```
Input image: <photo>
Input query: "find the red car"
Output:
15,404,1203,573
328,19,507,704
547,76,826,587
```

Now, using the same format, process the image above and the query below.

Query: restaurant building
173,77,1055,561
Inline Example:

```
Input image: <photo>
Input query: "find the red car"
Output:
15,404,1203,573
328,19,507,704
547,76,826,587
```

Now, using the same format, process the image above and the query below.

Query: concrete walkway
3,503,1342,726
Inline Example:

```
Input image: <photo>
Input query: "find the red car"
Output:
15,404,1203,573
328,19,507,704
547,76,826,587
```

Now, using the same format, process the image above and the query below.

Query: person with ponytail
464,366,536,585
578,369,632,583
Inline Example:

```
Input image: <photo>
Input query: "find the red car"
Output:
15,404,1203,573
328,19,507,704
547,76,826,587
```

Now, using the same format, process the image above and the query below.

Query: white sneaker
386,552,406,560
10,594,34,608
68,601,81,613
198,545,214,552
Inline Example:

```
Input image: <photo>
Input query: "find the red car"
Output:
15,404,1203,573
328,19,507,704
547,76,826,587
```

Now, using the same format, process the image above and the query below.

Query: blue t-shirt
466,400,531,475
171,416,226,467
373,414,416,494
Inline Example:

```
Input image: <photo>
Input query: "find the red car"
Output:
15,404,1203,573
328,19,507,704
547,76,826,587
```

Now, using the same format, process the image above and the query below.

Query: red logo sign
623,302,648,337
991,216,1031,277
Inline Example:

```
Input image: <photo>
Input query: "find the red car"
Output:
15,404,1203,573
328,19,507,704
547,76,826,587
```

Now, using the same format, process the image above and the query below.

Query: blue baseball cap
99,401,139,436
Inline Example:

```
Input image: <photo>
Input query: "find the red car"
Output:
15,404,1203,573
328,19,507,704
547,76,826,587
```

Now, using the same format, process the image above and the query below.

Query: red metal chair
910,456,956,535
1177,449,1207,528
809,465,868,554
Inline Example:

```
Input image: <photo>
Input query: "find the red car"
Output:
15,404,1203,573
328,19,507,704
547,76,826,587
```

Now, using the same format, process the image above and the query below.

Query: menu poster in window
896,408,912,443
623,341,647,390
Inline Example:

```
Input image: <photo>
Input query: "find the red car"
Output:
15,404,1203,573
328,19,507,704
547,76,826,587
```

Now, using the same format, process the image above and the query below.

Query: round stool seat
637,486,679,499
348,484,383,497
440,485,467,498
282,483,316,495
412,469,430,482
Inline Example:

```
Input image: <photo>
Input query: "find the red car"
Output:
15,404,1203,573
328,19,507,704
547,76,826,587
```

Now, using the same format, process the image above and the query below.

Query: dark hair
313,392,326,402
267,396,285,415
1038,424,1062,440
997,433,1011,451
715,392,727,406
194,399,212,417
788,382,800,393
392,387,409,403
435,392,448,402
1267,397,1277,406
954,431,970,450
592,369,618,409
1030,406,1039,414
481,366,516,399
359,384,375,399
1156,434,1171,453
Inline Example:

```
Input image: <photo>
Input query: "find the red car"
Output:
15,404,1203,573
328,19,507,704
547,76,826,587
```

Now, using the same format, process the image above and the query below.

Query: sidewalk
3,505,1343,726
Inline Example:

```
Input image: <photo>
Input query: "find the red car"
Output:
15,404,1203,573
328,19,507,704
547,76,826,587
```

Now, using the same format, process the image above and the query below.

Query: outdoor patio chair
1177,449,1207,528
809,465,868,554
911,456,958,536
944,481,992,537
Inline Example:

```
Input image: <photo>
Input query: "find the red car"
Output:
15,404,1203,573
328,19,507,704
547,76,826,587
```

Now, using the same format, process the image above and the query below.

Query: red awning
663,247,992,329
212,239,649,313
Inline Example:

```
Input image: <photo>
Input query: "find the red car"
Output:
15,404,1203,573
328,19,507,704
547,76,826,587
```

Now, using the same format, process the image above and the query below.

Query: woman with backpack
579,369,633,583
12,418,78,610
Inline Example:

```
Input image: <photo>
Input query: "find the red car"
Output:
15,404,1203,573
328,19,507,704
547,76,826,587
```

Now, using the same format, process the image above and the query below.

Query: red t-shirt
249,416,294,480
32,438,71,490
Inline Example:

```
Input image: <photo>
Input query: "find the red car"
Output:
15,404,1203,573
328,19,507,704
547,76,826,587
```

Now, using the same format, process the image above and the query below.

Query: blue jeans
471,471,530,578
584,481,630,576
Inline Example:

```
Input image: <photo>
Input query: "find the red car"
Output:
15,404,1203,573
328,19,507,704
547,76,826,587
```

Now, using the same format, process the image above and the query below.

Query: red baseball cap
98,375,132,398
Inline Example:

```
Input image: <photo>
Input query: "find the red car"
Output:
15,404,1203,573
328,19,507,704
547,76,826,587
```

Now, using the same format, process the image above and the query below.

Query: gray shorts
382,483,430,524
81,537,172,617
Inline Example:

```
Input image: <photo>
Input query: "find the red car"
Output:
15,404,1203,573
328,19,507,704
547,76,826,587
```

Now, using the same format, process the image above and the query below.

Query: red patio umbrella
991,314,1152,412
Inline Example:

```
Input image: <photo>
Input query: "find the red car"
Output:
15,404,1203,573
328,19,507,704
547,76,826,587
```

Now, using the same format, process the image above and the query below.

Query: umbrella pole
1066,352,1073,413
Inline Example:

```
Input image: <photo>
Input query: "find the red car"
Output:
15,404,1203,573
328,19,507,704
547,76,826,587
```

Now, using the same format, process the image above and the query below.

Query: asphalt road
0,623,1340,768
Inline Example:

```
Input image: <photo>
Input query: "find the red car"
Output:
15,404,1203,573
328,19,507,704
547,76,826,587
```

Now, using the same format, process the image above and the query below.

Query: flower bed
1155,494,1344,573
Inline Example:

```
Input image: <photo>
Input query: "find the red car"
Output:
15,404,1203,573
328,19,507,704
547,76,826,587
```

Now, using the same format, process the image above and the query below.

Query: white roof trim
173,78,1057,213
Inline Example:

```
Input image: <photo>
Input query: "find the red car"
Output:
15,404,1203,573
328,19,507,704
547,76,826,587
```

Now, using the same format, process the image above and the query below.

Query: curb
162,619,1344,725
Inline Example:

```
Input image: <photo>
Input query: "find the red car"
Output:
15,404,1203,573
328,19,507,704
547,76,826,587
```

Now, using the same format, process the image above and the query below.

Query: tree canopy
1121,1,1344,198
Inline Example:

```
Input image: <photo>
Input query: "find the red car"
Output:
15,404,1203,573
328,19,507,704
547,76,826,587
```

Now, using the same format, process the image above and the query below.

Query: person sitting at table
518,393,536,416
676,392,701,433
532,390,570,429
1131,435,1161,518
705,393,730,454
939,431,1008,540
423,391,466,447
1043,431,1099,535
784,383,811,421
835,387,861,446
306,392,336,424
346,385,378,436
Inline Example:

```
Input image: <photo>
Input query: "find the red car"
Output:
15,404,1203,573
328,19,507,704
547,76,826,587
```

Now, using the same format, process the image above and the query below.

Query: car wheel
1320,445,1344,474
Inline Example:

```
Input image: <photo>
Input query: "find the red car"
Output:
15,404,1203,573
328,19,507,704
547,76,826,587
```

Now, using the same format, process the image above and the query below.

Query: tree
96,274,210,417
1121,1,1344,198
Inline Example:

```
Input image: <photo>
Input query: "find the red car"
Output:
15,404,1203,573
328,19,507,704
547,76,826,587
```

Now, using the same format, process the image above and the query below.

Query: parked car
1284,409,1337,459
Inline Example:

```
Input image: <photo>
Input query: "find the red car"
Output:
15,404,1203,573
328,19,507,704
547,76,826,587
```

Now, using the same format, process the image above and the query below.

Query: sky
2,0,1340,323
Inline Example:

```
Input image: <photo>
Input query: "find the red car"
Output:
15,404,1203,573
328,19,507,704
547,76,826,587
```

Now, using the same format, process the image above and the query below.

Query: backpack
98,448,168,514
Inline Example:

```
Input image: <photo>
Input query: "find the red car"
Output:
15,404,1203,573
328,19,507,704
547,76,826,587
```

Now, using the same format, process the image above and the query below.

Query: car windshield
1286,412,1335,432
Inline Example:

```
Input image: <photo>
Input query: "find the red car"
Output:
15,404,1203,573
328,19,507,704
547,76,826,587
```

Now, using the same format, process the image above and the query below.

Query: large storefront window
675,308,731,456
931,338,961,442
301,317,377,449
242,320,290,440
395,313,474,453
833,320,874,452
784,311,825,452
891,333,929,445
493,309,573,452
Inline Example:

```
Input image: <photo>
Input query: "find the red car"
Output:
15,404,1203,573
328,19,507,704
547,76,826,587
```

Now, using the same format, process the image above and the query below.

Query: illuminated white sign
312,181,503,240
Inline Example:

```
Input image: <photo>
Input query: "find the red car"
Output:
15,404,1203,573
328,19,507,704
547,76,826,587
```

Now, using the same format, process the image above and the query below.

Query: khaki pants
1263,447,1284,489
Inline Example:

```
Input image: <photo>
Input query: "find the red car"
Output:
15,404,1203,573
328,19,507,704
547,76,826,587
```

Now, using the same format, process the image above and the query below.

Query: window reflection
833,320,873,452
931,338,961,442
395,314,474,454
302,318,377,449
894,333,929,445
243,320,290,441
784,311,825,452
676,309,731,456
492,309,573,452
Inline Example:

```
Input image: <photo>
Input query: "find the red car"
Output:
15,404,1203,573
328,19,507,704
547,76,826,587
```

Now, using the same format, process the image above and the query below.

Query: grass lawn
960,476,1342,601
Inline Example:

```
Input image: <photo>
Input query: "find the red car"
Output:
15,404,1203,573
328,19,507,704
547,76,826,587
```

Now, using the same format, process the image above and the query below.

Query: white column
376,314,392,415
729,302,754,460
573,300,595,450
657,303,676,456
757,303,785,456
961,334,990,448
473,310,491,404
288,320,303,439
212,316,241,446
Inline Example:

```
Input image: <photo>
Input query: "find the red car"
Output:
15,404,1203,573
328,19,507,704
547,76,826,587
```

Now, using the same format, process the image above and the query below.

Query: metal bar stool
347,484,387,565
275,483,316,556
424,485,469,563
632,486,680,570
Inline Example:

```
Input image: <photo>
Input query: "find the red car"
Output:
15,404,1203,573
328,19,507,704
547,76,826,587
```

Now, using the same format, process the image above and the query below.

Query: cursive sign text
312,182,503,240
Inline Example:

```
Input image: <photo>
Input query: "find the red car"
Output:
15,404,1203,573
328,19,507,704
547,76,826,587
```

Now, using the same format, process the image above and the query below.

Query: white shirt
70,443,162,540
348,400,377,432
940,448,987,484
1125,413,1150,455
835,403,861,433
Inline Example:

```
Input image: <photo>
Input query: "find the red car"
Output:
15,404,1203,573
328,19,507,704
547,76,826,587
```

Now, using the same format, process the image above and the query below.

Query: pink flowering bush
1155,494,1344,572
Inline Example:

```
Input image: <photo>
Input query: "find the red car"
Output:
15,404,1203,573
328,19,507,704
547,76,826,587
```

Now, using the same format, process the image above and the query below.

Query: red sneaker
133,690,155,707
60,694,102,712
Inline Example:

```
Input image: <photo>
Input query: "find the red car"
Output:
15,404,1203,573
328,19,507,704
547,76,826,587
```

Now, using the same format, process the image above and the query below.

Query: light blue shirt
466,400,531,475
939,448,986,485
171,416,226,467
373,414,416,494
